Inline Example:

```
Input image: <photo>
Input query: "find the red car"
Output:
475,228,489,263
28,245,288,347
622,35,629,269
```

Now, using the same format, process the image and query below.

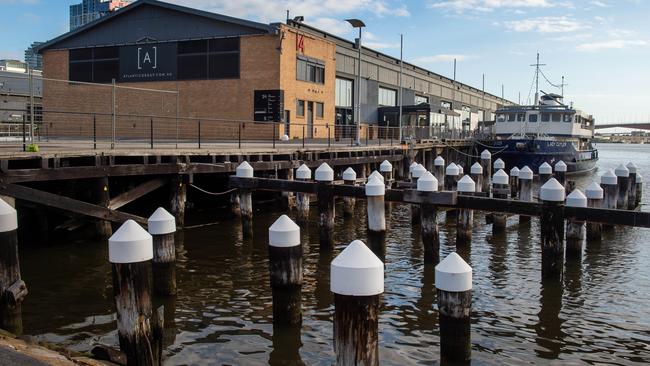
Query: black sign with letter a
119,43,177,82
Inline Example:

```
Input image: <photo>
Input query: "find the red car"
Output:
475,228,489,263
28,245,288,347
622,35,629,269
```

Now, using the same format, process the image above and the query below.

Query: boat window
552,113,561,122
541,113,550,122
563,114,572,122
517,114,525,121
507,114,516,122
528,114,538,122
497,114,506,122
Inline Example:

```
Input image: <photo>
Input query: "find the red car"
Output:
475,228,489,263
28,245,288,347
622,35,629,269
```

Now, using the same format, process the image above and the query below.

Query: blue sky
1,0,649,124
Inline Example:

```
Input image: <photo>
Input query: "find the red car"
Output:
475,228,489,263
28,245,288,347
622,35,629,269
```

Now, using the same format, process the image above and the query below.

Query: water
17,143,650,365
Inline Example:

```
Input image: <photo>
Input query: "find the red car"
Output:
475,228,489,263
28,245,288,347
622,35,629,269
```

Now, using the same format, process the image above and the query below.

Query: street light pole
345,19,365,146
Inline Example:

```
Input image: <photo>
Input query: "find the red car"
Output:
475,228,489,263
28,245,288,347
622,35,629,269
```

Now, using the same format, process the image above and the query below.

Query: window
441,101,452,109
316,102,324,118
297,100,305,117
461,105,471,122
69,46,119,83
541,113,550,122
177,37,239,80
529,114,538,122
378,87,397,106
296,56,325,84
517,113,525,121
415,95,429,104
507,114,516,122
335,78,353,107
496,114,506,122
564,114,573,122
552,113,561,122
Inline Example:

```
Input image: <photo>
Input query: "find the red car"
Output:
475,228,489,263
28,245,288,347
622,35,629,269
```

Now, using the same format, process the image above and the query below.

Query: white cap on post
434,156,445,166
417,171,438,192
458,165,464,175
600,170,617,185
554,160,567,172
585,182,604,199
615,163,629,177
540,178,566,202
510,167,520,177
493,158,505,170
539,162,552,175
435,252,472,292
626,162,638,174
269,215,300,248
368,170,385,183
0,198,17,233
109,220,153,263
412,164,427,179
470,162,483,175
409,162,419,174
637,173,643,183
492,169,509,185
236,161,254,178
315,163,334,182
342,167,357,181
296,164,312,180
481,150,491,159
365,176,385,196
380,160,392,173
566,189,587,207
519,166,533,180
331,240,384,296
147,207,176,235
457,175,476,193
446,162,459,176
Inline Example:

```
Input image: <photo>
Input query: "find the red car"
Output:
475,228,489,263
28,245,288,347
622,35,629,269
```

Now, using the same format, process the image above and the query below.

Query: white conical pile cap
566,189,587,207
412,164,427,179
417,171,438,192
493,158,505,170
458,165,464,175
510,167,520,177
446,162,459,176
519,166,533,180
481,149,491,159
585,182,604,199
457,175,476,193
296,164,312,180
147,207,176,235
540,178,566,202
435,252,472,292
380,160,393,173
492,169,509,185
600,170,617,185
342,167,357,181
637,173,643,183
315,163,334,182
434,156,445,166
554,160,567,172
269,215,300,247
470,162,483,175
365,176,385,196
109,220,153,263
626,162,638,174
0,198,17,233
368,170,385,183
539,162,552,175
331,240,384,296
409,162,419,173
236,161,254,178
615,163,629,177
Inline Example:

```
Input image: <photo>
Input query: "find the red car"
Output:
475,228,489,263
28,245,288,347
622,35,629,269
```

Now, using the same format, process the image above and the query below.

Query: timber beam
108,178,167,210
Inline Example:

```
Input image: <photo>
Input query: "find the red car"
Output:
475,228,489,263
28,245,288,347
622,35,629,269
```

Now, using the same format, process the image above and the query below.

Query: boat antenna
530,52,545,106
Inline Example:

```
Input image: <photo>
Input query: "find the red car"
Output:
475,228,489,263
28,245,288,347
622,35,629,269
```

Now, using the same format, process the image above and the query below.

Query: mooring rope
189,184,237,196
440,140,508,158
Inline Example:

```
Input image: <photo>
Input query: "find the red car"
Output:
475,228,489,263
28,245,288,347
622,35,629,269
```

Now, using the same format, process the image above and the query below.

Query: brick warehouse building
38,0,511,141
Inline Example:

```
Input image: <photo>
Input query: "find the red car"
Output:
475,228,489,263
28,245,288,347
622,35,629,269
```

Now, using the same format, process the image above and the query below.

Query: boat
484,54,598,174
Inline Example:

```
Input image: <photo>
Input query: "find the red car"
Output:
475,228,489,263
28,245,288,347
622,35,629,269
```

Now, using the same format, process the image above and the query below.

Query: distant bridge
594,123,650,130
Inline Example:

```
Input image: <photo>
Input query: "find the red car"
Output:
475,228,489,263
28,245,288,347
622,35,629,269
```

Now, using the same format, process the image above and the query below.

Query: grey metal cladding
361,79,379,124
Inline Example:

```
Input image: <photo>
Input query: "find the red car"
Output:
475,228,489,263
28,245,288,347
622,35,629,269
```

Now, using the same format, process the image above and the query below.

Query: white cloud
502,16,585,33
428,0,559,13
576,39,647,52
411,54,476,63
590,0,608,7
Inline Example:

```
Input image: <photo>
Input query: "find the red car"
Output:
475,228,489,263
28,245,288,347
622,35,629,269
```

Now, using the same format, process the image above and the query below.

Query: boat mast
531,52,545,106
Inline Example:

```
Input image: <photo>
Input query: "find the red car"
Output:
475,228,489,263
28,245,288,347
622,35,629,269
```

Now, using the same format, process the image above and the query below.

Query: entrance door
283,110,290,137
307,102,314,139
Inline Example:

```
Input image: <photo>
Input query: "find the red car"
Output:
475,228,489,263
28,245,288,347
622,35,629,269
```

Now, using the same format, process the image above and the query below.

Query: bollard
316,163,335,247
368,170,384,184
518,166,534,223
366,176,386,235
445,163,460,220
109,220,162,366
268,215,303,326
585,182,603,241
600,170,618,230
491,169,509,234
565,189,587,259
148,208,176,296
436,252,472,364
236,161,254,237
539,162,552,186
418,171,440,264
470,162,483,193
615,163,629,210
295,164,312,224
480,150,492,195
379,160,393,188
0,199,25,334
331,240,383,366
626,162,637,210
539,178,566,280
554,160,567,190
458,164,464,179
411,164,426,224
509,167,519,198
409,161,419,182
456,175,476,247
434,156,445,191
342,167,357,218
493,158,505,172
636,173,643,209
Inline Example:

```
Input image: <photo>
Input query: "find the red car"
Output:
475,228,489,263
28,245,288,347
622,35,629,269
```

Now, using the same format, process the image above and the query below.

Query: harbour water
18,143,650,365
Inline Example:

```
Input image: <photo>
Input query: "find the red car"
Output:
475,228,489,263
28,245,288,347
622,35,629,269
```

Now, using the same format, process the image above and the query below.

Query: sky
1,0,649,125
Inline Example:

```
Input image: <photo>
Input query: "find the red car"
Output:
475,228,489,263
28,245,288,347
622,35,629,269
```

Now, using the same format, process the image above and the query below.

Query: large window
541,113,550,122
441,100,452,109
529,114,538,122
316,102,324,118
378,87,397,107
415,95,429,104
296,100,305,117
177,38,239,80
335,78,353,107
297,56,325,84
69,46,119,83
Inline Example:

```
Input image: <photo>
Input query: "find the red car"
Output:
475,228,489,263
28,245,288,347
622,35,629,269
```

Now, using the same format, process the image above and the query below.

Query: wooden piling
434,156,445,191
380,160,393,188
626,162,637,210
418,172,440,264
281,168,296,210
109,220,162,366
554,160,567,191
366,176,386,236
456,176,476,247
331,240,383,366
169,174,187,229
411,164,426,224
470,162,483,193
509,167,519,199
492,169,509,234
518,166,534,223
600,170,618,230
342,167,357,218
269,215,303,326
565,189,587,259
445,163,460,220
635,173,643,209
94,176,113,237
436,252,472,364
236,162,254,237
295,164,312,224
585,182,603,241
539,162,552,186
0,199,25,334
230,192,241,218
480,150,492,195
148,208,176,296
615,164,630,209
540,178,566,280
316,163,335,247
